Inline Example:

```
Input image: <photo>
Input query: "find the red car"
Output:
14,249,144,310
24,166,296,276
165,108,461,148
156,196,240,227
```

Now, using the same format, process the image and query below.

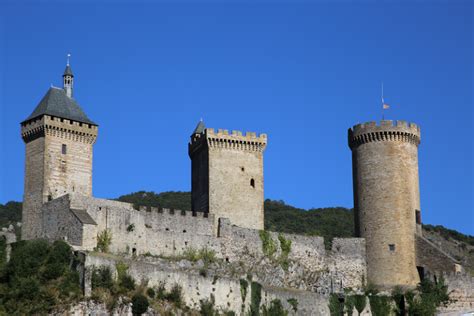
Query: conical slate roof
63,65,73,76
22,87,96,125
193,120,206,134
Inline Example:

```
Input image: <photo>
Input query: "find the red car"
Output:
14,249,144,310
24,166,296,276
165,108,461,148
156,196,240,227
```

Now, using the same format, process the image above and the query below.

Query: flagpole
381,82,384,121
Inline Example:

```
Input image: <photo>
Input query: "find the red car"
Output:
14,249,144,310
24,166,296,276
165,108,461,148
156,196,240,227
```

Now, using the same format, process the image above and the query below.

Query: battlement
21,115,98,144
135,205,213,220
348,120,421,149
189,127,267,154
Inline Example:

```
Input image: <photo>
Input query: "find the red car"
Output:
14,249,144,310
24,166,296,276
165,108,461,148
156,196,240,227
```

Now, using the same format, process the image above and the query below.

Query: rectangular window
415,210,421,224
389,244,395,251
62,144,67,155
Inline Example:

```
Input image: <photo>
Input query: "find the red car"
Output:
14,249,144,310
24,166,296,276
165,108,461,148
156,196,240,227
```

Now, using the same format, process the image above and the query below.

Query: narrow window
250,178,255,188
132,248,137,256
415,210,421,224
241,167,245,172
389,244,395,252
62,144,67,155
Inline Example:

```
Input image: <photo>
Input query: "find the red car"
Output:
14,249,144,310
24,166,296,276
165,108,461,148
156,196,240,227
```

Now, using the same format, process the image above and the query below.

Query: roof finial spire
67,53,71,66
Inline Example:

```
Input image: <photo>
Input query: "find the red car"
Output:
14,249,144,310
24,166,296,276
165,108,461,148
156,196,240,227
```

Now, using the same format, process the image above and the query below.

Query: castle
18,61,471,313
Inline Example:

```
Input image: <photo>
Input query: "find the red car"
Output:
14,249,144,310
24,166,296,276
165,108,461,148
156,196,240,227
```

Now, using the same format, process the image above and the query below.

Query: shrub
199,247,217,265
240,278,249,302
262,299,288,316
96,230,112,253
278,234,292,256
344,295,355,316
156,282,167,300
287,298,298,312
353,295,367,314
146,287,155,298
91,266,113,289
182,247,200,262
0,237,6,268
368,295,391,316
115,262,135,291
199,295,216,316
167,283,183,307
119,274,135,291
8,239,50,277
59,270,81,299
42,240,73,280
328,293,344,316
250,281,262,316
131,293,149,315
406,278,450,315
259,230,277,258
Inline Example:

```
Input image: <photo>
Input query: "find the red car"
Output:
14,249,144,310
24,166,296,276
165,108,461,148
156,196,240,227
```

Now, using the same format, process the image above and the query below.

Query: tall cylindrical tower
348,120,421,289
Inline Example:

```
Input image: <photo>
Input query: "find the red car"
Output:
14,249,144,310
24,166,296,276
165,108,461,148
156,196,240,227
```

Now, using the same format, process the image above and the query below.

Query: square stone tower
188,121,267,232
20,62,97,240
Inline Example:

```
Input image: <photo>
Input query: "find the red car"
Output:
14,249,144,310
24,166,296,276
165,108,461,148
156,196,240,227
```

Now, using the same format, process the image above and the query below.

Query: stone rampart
69,194,218,256
416,234,459,275
84,252,330,315
438,272,474,313
41,195,366,295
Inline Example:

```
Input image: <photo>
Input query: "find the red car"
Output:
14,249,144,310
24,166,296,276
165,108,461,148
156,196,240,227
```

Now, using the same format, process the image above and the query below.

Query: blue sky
0,1,472,235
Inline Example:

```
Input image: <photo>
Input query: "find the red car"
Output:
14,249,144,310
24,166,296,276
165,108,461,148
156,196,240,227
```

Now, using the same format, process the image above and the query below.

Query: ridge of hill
1,190,473,274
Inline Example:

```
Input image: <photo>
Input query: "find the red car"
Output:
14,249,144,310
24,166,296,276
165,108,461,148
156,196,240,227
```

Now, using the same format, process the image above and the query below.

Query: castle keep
17,61,469,314
189,122,267,231
21,64,97,240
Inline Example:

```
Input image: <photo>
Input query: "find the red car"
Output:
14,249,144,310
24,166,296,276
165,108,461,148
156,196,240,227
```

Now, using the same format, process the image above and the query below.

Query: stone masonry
348,120,421,289
189,126,267,231
21,112,97,240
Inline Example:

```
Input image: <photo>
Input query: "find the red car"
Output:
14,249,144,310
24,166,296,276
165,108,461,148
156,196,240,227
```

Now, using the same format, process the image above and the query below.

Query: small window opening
183,230,187,233
389,244,396,251
47,195,52,201
250,178,255,188
62,144,67,155
415,210,421,225
225,257,229,263
241,167,245,172
132,248,137,256
417,266,425,281
165,228,169,231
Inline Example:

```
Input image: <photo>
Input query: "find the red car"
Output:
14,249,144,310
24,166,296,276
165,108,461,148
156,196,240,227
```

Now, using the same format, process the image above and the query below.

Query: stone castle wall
22,136,45,239
416,234,459,275
41,193,367,295
84,252,331,315
42,194,84,246
348,120,421,288
71,194,219,256
440,273,474,313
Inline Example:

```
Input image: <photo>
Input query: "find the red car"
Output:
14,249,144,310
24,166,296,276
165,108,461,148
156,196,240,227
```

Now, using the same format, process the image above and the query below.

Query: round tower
348,120,421,289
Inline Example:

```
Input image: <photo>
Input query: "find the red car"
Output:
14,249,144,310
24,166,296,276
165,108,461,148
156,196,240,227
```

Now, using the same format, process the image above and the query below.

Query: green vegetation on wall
262,299,288,316
250,281,262,316
96,229,112,253
329,293,344,316
259,230,277,258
